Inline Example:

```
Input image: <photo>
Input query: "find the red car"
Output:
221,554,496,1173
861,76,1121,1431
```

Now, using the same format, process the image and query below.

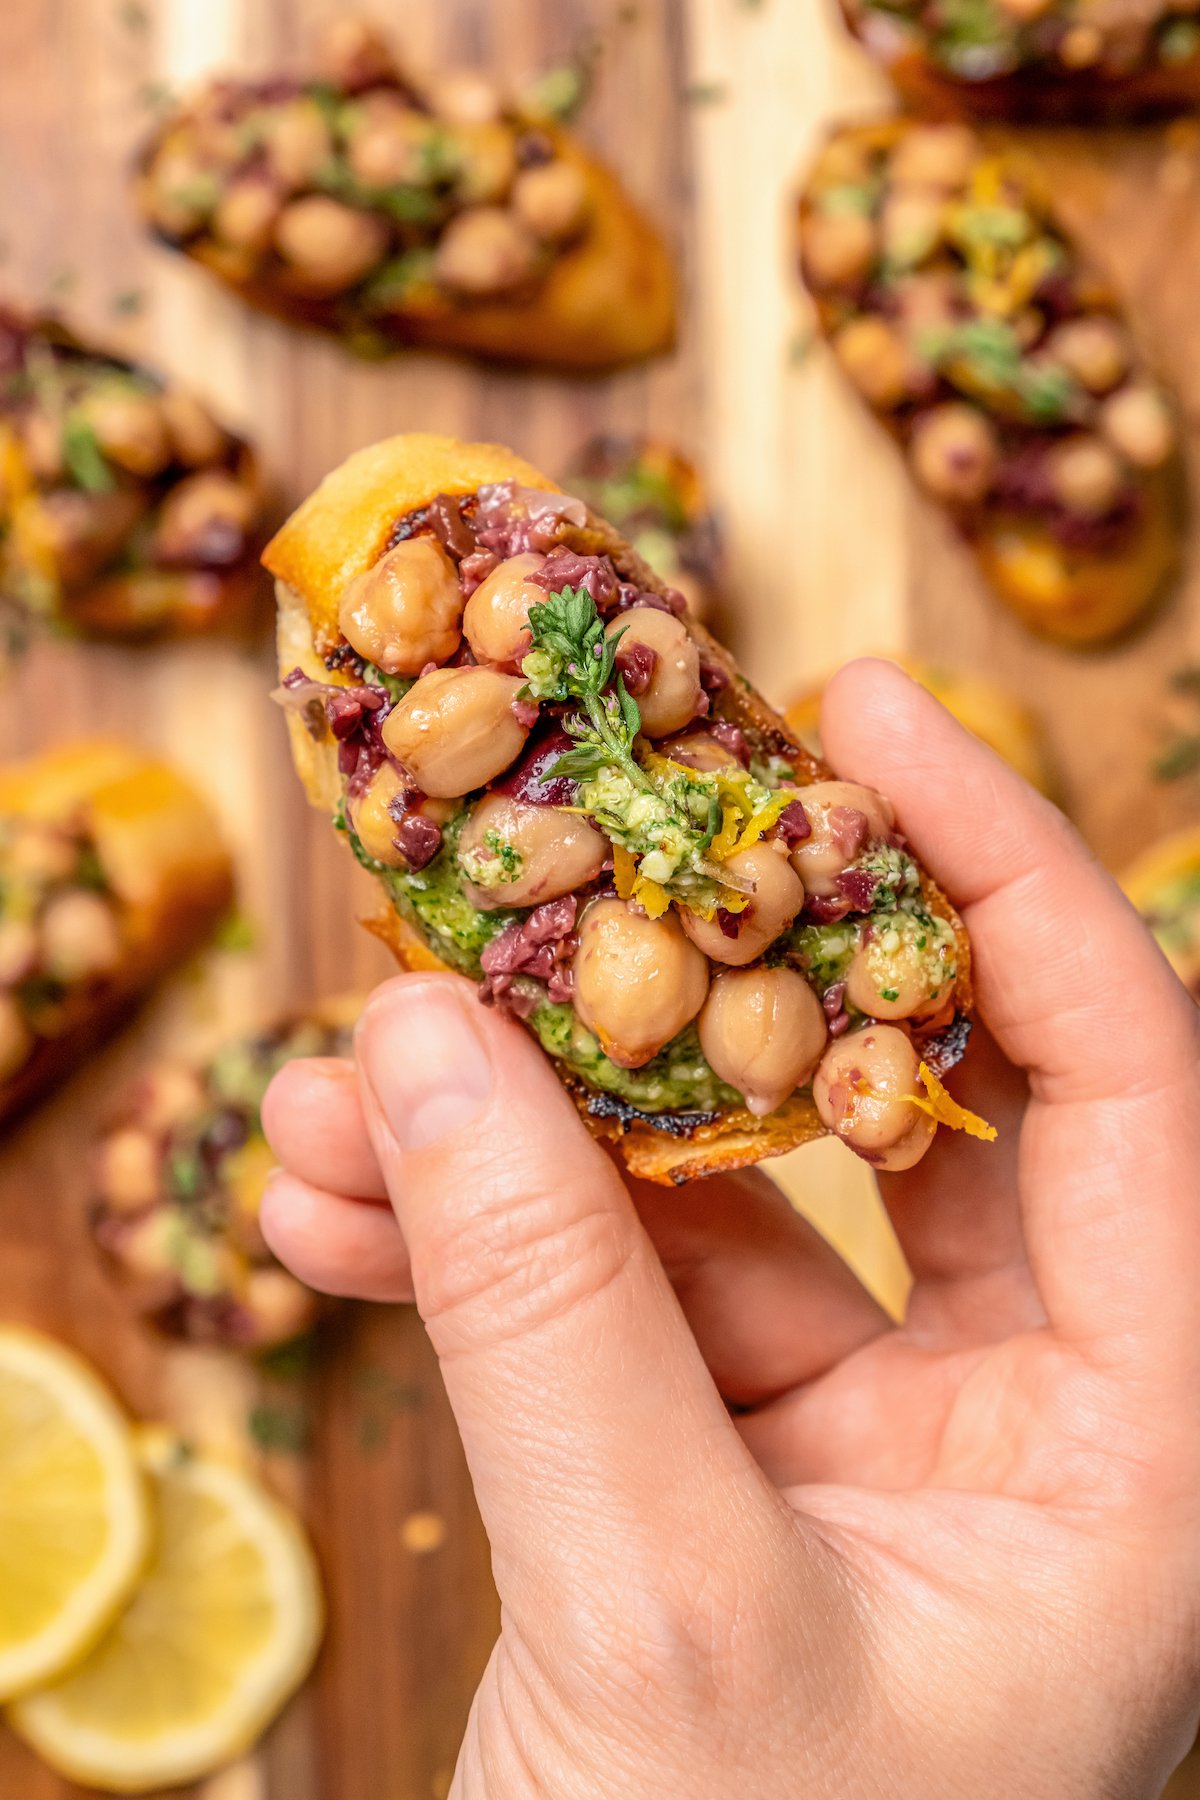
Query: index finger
821,660,1200,1373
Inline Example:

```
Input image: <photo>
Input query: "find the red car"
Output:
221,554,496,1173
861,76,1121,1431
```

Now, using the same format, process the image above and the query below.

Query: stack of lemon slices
0,1325,323,1792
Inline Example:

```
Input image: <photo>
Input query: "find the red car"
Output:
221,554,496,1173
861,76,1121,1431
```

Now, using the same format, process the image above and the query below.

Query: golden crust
137,123,675,372
0,741,234,1126
272,434,973,1184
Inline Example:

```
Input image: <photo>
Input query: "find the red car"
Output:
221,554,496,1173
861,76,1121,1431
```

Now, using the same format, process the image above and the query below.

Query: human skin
261,659,1200,1799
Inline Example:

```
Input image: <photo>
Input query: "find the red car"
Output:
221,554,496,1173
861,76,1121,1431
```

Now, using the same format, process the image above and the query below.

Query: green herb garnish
62,416,116,494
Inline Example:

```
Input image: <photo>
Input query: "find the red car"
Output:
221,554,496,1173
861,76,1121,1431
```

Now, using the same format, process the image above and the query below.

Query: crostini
839,0,1200,123
798,121,1182,645
266,434,982,1185
0,306,267,641
90,1000,356,1350
0,741,233,1125
135,21,675,372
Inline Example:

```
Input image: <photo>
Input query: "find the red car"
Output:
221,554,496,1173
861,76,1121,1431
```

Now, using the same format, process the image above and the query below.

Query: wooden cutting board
0,2,1197,1795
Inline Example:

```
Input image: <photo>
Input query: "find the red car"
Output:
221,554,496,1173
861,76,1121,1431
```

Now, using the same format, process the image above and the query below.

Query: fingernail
357,982,492,1152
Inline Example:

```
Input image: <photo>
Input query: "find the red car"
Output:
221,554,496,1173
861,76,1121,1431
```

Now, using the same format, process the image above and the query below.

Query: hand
261,659,1200,1800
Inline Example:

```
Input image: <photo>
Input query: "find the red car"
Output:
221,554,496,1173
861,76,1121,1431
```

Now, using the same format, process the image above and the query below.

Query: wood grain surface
0,1,1197,1795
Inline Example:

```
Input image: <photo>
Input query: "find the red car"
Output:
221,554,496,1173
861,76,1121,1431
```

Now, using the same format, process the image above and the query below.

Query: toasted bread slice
266,434,972,1184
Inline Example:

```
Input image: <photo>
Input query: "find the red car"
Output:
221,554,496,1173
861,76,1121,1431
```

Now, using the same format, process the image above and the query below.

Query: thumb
353,973,792,1639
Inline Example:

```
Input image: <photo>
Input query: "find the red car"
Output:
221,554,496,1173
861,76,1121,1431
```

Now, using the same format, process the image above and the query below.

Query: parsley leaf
62,416,116,493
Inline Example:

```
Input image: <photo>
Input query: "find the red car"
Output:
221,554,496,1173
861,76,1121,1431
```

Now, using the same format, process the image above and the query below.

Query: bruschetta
0,306,267,641
798,121,1182,645
266,434,979,1185
90,1000,356,1349
135,21,675,372
1123,826,1200,1000
0,741,233,1125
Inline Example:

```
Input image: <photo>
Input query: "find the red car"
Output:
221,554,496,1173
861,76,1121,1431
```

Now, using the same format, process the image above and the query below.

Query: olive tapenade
0,306,266,644
0,741,233,1126
798,120,1182,645
91,1004,355,1350
267,434,982,1185
840,0,1200,122
135,20,675,371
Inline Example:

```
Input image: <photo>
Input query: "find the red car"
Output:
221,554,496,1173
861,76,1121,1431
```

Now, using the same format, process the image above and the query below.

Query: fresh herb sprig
522,585,646,783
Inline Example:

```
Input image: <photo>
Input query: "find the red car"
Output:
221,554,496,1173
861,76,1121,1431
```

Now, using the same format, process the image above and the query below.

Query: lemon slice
0,1326,147,1700
8,1430,323,1793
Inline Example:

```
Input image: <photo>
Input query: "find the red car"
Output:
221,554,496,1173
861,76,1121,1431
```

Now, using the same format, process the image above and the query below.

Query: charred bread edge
267,432,972,1185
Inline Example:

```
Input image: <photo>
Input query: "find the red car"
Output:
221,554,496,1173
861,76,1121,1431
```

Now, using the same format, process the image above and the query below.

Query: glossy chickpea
242,1267,317,1348
1046,435,1124,518
1058,23,1104,66
274,196,389,292
159,389,228,467
382,667,532,798
339,538,463,676
458,793,606,911
263,99,333,191
0,995,31,1084
699,966,827,1116
40,891,122,984
813,1024,936,1170
802,210,877,289
461,552,545,664
78,386,171,478
888,125,979,191
428,70,504,126
115,1208,178,1284
146,145,217,238
681,843,805,967
512,161,589,244
95,1127,161,1214
605,606,703,738
348,763,409,868
347,110,432,188
0,917,38,986
135,1065,207,1132
911,403,998,504
154,471,257,565
787,781,895,897
657,732,741,773
213,175,281,253
40,489,148,587
833,318,912,410
845,913,957,1023
1045,316,1129,395
1100,383,1175,469
453,124,521,206
881,191,944,268
812,136,874,188
433,207,539,296
573,898,709,1069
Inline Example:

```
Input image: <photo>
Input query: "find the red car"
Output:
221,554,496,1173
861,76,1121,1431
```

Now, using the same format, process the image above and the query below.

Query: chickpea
844,912,957,1023
135,1064,207,1132
95,1127,160,1214
787,781,895,898
888,125,979,192
813,1024,936,1170
263,99,333,191
605,606,703,738
319,17,398,91
911,403,998,504
154,471,257,565
573,898,709,1069
699,966,827,1116
1058,23,1104,67
458,793,606,910
159,389,228,468
1100,383,1175,469
657,732,740,773
40,891,122,984
242,1267,317,1347
348,762,409,868
213,175,281,253
462,551,545,665
0,917,37,985
512,161,589,244
681,842,805,967
339,537,464,675
802,210,877,289
0,995,32,1084
39,488,148,587
78,385,171,478
811,137,874,188
433,206,539,296
1046,435,1124,518
428,70,504,126
881,191,944,268
382,667,532,798
274,196,389,293
347,111,434,189
833,317,912,410
453,124,520,206
115,1208,179,1284
146,145,217,238
7,823,77,884
1044,316,1129,395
